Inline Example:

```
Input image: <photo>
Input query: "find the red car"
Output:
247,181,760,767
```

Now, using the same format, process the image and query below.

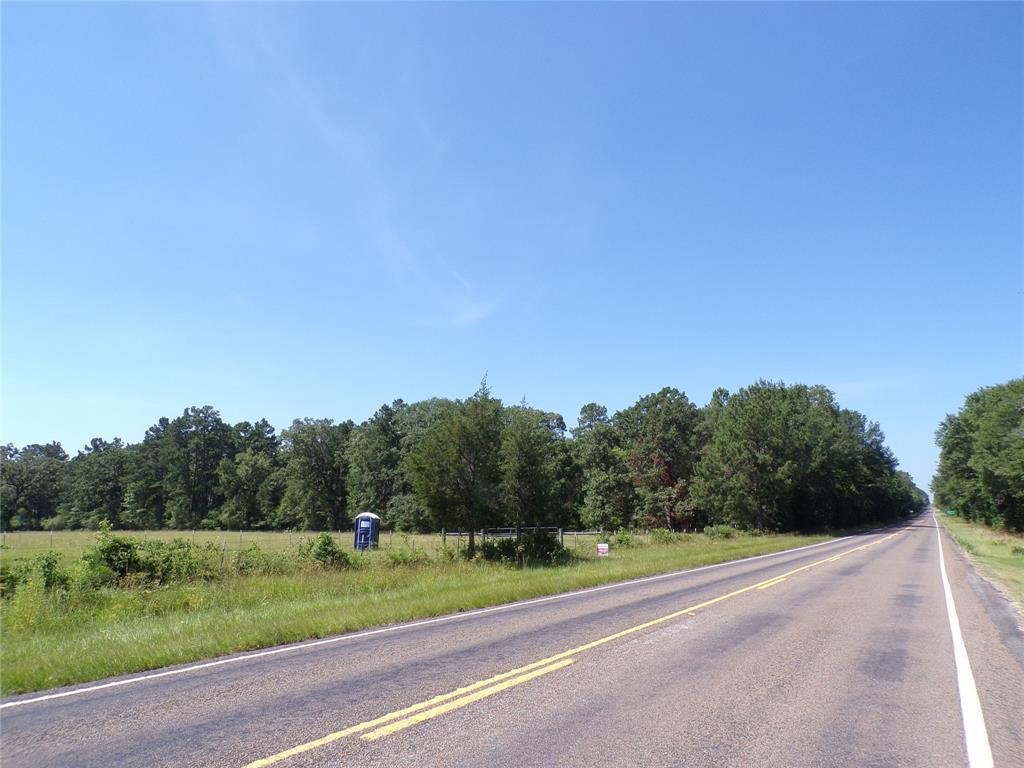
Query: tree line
933,378,1023,532
1,380,928,536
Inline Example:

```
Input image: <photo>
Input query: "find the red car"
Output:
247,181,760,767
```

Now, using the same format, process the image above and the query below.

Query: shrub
300,533,350,569
231,544,295,576
523,529,571,565
649,528,677,544
74,559,116,590
612,530,637,548
386,548,430,567
36,552,70,592
0,560,30,598
479,537,519,563
86,526,142,578
703,524,738,539
435,545,460,563
0,553,73,598
137,539,221,583
480,530,570,566
80,527,224,585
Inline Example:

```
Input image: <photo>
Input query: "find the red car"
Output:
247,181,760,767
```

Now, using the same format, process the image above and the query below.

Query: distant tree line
1,380,927,536
933,378,1023,532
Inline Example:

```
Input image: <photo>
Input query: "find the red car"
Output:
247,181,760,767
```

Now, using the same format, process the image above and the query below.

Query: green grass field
0,529,614,562
1,529,441,560
0,531,827,695
937,514,1024,609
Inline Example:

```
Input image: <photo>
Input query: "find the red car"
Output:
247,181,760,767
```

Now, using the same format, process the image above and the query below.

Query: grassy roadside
936,513,1024,609
0,530,451,562
0,533,827,696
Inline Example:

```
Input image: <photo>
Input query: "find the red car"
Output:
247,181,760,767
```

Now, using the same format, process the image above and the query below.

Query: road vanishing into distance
3,512,1022,768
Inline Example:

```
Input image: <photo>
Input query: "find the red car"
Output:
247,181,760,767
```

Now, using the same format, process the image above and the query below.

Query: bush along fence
0,520,763,600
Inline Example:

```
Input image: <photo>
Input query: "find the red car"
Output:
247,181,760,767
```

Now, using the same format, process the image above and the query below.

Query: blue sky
2,2,1021,491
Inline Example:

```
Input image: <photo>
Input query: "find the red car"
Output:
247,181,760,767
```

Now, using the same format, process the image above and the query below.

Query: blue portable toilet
353,511,381,550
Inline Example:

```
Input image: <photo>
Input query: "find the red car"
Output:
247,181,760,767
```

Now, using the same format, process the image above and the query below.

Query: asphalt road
2,512,1022,767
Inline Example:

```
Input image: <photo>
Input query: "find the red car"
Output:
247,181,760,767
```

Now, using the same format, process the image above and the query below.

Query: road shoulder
937,518,1024,766
936,514,1024,620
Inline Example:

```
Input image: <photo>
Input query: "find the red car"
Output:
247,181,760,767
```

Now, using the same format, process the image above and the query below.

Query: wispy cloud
450,300,497,327
443,268,497,326
205,8,494,329
414,267,498,328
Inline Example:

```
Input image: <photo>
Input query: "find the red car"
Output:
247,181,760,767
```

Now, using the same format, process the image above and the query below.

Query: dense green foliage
689,382,927,531
933,379,1024,532
1,379,926,536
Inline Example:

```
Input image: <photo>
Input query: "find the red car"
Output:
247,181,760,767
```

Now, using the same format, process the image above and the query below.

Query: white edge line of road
934,512,994,768
1,533,860,711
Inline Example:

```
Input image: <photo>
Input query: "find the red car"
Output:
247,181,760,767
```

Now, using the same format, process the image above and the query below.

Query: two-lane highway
2,514,1021,767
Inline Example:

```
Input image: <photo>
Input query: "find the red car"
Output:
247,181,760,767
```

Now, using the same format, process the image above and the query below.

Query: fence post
558,528,563,546
442,528,446,548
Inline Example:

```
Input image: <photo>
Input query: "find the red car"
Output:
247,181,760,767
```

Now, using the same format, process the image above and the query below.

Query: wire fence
0,529,410,559
439,528,650,550
0,528,648,559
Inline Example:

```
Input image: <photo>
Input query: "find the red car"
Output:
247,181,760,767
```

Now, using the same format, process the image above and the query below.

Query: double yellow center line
244,531,899,767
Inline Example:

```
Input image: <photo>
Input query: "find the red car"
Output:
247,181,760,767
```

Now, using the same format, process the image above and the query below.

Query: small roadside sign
597,542,609,557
